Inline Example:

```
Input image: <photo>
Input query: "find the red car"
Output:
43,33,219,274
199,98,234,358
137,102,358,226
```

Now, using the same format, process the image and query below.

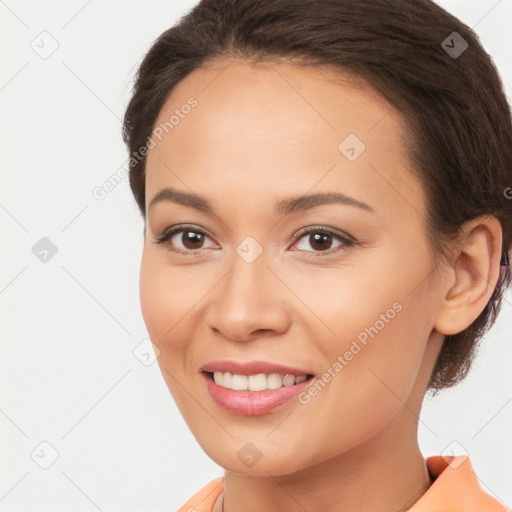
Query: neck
221,408,432,512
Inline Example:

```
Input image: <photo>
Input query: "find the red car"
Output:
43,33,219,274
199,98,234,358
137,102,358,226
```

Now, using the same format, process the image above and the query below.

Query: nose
205,252,291,343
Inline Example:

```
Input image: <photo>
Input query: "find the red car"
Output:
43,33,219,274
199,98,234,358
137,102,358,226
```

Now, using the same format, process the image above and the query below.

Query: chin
199,436,318,477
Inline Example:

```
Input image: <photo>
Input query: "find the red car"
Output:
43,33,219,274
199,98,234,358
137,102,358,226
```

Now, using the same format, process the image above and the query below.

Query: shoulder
176,477,224,512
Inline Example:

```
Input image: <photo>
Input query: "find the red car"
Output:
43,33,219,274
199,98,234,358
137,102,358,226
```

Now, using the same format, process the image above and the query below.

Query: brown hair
122,0,512,393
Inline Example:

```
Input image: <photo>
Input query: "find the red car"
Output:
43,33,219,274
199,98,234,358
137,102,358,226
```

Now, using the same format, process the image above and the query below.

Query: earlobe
434,215,503,336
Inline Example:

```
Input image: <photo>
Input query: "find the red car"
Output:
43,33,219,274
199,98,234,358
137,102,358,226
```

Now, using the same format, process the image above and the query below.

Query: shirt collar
408,455,507,511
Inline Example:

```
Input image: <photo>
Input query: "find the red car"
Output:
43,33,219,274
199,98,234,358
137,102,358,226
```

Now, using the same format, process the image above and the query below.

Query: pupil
183,231,203,249
311,233,332,251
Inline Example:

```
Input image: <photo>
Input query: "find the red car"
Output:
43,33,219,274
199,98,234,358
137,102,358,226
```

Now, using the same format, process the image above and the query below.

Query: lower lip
202,372,313,416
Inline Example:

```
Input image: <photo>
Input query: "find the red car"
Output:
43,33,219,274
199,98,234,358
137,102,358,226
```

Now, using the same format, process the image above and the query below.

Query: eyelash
151,224,357,258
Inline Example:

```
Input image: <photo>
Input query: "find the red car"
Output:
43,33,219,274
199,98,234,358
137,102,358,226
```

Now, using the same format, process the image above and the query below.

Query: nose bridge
230,244,270,299
207,241,289,341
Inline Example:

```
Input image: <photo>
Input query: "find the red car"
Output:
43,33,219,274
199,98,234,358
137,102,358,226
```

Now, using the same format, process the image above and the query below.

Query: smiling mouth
203,371,315,392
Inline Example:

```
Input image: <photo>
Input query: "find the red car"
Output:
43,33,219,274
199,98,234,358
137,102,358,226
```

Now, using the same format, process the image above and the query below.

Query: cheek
335,305,426,409
325,277,430,408
292,261,431,451
138,248,196,350
286,312,426,471
139,252,165,342
139,251,195,414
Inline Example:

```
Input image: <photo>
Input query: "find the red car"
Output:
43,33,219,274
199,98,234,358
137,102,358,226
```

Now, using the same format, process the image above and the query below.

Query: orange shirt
176,455,510,511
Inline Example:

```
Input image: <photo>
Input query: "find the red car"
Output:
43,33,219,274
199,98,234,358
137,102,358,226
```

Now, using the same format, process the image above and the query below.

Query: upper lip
200,360,314,377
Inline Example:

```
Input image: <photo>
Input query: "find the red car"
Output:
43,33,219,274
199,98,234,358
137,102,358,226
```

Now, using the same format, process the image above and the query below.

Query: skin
140,60,502,512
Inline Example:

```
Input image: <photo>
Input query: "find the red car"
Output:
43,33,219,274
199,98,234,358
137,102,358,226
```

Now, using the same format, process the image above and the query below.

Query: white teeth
212,371,309,391
267,373,283,389
248,374,267,391
223,372,232,388
230,374,247,390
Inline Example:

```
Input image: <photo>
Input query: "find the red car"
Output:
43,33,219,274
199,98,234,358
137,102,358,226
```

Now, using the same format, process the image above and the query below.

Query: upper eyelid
292,225,353,241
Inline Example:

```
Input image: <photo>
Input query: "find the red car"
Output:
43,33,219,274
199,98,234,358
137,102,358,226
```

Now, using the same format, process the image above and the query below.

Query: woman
122,0,511,510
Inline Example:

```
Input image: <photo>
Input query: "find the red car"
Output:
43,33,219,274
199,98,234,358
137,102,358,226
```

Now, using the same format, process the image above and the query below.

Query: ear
434,215,503,336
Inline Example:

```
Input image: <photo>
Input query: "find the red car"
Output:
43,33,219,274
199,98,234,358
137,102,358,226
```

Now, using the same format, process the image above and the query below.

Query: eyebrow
148,187,376,216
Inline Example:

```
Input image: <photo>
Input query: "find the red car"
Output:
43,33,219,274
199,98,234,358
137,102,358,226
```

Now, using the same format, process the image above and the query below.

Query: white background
1,0,511,510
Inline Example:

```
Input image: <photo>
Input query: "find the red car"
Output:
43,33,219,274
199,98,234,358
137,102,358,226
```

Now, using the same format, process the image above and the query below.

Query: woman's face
141,61,445,475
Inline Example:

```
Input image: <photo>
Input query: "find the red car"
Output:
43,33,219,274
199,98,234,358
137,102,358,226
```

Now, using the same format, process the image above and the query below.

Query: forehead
145,60,424,221
149,60,402,150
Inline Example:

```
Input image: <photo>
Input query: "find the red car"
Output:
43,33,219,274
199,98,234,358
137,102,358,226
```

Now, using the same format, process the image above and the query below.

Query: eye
290,226,356,257
151,224,217,256
152,224,357,257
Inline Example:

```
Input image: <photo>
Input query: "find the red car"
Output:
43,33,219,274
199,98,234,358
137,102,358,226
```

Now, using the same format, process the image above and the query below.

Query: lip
200,360,314,377
201,371,315,416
